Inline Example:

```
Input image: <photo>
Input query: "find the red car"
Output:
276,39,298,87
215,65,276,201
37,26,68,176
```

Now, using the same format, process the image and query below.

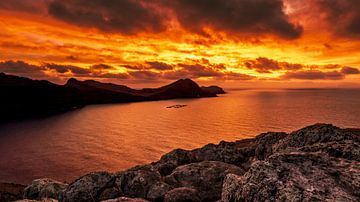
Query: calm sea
0,89,359,184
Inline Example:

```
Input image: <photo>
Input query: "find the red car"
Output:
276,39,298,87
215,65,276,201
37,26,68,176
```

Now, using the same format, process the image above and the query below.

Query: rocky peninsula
1,123,359,202
0,73,224,122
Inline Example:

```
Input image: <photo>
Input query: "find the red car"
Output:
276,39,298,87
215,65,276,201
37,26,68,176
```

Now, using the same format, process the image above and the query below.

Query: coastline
1,123,359,202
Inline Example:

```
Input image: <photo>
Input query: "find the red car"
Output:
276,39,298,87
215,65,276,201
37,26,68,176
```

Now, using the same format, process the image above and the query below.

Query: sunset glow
1,0,360,87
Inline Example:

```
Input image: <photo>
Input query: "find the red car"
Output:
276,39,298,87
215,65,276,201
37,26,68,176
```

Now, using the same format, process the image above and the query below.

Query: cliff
1,124,359,202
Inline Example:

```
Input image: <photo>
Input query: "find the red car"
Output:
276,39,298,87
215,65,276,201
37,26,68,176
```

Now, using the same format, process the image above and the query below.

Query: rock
0,182,26,202
98,186,123,201
253,132,288,160
15,199,58,202
274,124,356,151
163,187,201,202
154,149,196,176
9,124,360,202
192,142,248,166
117,165,162,199
146,181,172,201
165,161,245,201
221,152,360,202
221,174,243,202
23,179,67,200
101,197,149,202
61,172,114,202
299,140,360,161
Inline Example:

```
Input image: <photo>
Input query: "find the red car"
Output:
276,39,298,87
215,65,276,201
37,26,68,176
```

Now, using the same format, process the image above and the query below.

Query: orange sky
0,0,360,88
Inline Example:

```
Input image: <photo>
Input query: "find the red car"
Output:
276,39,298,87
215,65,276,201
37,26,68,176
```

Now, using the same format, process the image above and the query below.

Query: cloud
0,0,46,13
47,0,167,34
2,0,303,39
90,64,116,71
341,66,360,74
164,0,303,39
45,63,91,75
146,61,174,70
282,70,345,80
309,0,360,38
244,57,303,73
128,70,161,80
0,60,47,78
217,72,256,80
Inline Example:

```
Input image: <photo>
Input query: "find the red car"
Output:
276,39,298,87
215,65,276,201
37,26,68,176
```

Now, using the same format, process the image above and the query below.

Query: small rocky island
1,124,359,202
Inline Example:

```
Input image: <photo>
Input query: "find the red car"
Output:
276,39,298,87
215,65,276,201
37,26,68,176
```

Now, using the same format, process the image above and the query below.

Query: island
1,123,359,202
0,73,225,122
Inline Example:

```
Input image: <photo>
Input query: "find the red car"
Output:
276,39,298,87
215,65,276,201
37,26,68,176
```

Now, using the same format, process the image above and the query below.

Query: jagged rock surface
23,179,67,200
6,124,360,202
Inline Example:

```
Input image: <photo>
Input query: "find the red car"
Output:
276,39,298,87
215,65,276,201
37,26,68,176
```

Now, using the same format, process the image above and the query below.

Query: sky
0,0,360,88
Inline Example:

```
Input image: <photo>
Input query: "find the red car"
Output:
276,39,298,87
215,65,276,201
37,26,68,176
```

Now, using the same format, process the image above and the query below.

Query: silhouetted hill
144,78,217,100
79,79,138,94
65,78,145,104
0,73,223,122
201,85,226,94
0,73,83,122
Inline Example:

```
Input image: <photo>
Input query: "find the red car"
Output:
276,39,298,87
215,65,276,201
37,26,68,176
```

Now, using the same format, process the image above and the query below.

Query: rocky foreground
1,124,359,202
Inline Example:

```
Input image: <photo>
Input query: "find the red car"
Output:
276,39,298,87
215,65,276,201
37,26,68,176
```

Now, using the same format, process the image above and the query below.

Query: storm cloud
314,0,360,37
47,0,167,34
44,0,302,39
164,0,303,39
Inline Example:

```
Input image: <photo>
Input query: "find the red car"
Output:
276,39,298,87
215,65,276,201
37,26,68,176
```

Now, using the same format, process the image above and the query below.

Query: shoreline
1,123,359,201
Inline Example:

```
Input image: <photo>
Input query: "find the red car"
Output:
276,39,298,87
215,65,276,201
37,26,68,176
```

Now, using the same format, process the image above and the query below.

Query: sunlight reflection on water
0,89,359,183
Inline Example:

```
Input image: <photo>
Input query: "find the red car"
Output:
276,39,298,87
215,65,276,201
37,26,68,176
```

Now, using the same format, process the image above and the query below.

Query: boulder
274,124,357,152
117,165,162,199
61,172,114,202
15,199,58,202
23,179,67,200
101,197,149,202
222,152,360,201
163,187,200,202
165,161,245,201
154,149,196,176
0,182,26,202
146,181,172,201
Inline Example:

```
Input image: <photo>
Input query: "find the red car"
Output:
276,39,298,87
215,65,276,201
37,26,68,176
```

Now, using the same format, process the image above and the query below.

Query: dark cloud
122,64,145,70
178,63,222,77
45,63,91,75
244,57,303,73
341,66,360,74
128,70,161,80
92,72,130,79
90,64,116,71
146,61,174,70
282,70,345,80
3,0,303,39
0,60,47,78
0,0,46,13
217,72,255,80
164,0,303,39
48,0,167,34
315,0,360,38
0,60,44,73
